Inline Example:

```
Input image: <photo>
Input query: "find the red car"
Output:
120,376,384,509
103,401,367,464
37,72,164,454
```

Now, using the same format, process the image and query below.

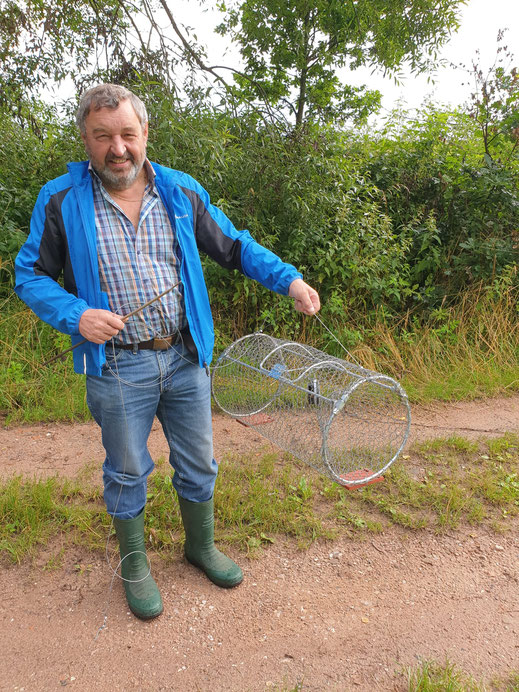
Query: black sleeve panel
179,185,243,272
35,187,78,296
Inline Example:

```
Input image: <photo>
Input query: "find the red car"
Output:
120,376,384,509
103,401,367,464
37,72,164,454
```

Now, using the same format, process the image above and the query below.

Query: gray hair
76,84,148,133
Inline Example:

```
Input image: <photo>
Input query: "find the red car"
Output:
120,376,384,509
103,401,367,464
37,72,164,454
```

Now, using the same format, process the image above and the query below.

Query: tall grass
337,281,519,401
0,294,88,423
1,280,518,423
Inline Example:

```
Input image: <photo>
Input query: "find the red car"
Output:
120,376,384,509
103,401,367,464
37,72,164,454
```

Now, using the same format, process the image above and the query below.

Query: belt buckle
152,336,172,350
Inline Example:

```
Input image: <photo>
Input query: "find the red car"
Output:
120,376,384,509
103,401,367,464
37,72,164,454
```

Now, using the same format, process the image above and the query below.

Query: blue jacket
15,161,302,375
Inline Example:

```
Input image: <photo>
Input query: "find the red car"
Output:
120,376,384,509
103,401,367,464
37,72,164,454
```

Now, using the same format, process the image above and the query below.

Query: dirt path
1,397,519,691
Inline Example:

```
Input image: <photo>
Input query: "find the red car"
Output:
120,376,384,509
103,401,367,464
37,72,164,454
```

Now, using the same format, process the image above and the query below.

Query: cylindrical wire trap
211,333,411,487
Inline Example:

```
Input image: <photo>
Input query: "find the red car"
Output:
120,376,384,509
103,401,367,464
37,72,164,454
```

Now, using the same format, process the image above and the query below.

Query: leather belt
114,335,179,351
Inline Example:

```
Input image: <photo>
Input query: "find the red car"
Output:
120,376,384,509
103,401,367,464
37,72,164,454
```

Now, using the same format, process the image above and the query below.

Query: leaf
260,532,275,544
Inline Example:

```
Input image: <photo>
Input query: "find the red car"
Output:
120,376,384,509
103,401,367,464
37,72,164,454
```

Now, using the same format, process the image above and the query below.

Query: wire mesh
211,333,411,487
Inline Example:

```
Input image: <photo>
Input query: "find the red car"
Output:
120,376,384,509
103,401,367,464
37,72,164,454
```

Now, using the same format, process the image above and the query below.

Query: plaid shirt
91,160,186,344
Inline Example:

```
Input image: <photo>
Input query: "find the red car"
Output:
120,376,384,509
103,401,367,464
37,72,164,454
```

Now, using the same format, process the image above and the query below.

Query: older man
15,84,320,620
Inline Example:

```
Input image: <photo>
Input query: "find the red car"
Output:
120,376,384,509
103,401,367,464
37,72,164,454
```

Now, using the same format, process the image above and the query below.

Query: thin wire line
95,338,156,636
313,313,362,366
95,321,197,636
96,339,135,637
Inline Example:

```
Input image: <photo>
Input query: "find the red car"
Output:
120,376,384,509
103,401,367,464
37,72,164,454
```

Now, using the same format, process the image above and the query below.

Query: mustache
106,152,135,163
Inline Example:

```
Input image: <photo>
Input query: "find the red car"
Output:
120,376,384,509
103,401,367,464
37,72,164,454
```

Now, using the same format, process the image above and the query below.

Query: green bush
0,100,84,292
1,93,518,339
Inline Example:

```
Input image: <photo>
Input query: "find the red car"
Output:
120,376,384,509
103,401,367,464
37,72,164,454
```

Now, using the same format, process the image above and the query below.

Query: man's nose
110,136,127,157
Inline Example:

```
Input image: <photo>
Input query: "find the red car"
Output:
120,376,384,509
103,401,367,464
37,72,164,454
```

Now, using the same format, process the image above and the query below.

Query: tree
0,0,126,104
216,0,467,127
0,1,468,129
0,0,210,108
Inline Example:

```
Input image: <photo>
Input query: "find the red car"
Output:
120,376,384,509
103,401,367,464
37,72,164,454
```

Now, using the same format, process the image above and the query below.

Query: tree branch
156,0,231,91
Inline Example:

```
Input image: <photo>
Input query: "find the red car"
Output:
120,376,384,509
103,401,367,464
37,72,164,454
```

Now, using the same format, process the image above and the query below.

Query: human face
81,99,149,191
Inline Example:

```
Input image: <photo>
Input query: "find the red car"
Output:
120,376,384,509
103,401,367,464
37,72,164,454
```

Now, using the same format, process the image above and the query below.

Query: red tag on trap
339,469,384,489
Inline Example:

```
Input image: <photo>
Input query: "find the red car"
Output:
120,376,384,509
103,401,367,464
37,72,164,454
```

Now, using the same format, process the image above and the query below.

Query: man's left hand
288,279,321,315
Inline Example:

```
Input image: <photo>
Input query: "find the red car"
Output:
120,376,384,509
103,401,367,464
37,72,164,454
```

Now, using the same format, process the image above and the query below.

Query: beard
87,148,146,191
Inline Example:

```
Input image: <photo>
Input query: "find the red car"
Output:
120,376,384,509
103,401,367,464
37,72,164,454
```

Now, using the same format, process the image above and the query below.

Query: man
15,84,320,620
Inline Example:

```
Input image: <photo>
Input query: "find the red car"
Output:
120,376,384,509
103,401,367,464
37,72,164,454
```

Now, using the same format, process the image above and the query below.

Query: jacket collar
66,160,91,187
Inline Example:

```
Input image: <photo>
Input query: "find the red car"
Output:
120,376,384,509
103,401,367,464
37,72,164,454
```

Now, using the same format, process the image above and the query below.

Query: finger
310,292,320,312
301,290,319,314
107,313,126,330
295,298,314,315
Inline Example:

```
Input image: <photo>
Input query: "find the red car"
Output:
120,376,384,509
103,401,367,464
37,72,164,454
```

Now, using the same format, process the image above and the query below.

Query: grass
1,434,518,564
1,282,518,423
0,474,108,562
405,660,484,691
1,441,518,691
335,282,519,403
323,433,519,533
403,660,519,692
0,296,88,424
270,661,519,692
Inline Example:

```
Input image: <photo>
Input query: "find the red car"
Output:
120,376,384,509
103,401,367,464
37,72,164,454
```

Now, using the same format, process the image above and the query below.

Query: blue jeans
86,344,217,519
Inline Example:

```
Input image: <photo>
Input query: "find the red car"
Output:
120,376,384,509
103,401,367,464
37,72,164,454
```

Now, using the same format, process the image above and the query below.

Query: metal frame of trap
211,333,411,489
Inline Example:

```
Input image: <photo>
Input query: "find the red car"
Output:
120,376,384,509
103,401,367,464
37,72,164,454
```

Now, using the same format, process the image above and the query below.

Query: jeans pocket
102,344,127,373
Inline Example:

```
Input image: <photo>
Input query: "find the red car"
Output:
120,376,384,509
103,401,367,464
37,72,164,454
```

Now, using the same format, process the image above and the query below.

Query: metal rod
41,282,181,367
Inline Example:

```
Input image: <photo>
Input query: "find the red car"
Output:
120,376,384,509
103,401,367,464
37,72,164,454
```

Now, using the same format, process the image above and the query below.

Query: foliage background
0,1,518,421
3,92,517,326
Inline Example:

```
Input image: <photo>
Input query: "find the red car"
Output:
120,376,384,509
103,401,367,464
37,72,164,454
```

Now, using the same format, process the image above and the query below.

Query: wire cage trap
211,333,411,488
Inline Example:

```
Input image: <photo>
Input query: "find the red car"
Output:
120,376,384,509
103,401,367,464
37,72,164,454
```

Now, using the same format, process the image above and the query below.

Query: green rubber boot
178,496,243,588
113,510,163,620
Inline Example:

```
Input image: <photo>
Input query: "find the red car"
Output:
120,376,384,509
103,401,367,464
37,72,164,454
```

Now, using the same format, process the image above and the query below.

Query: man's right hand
79,309,126,344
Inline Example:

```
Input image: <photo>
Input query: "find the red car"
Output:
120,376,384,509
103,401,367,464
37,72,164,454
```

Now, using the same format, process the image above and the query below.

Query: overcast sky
352,0,519,115
175,0,519,117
